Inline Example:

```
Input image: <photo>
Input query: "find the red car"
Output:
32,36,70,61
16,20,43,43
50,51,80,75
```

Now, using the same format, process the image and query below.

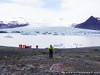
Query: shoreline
0,45,100,56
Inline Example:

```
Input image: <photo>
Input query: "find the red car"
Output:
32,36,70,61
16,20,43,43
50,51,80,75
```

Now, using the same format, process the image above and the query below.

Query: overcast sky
0,0,100,27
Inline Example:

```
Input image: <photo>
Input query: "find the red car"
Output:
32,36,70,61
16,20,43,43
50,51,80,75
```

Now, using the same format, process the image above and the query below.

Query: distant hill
75,16,100,30
0,18,29,29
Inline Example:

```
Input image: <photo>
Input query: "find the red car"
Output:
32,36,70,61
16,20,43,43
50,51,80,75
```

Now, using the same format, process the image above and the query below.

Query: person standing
48,45,54,58
36,45,38,49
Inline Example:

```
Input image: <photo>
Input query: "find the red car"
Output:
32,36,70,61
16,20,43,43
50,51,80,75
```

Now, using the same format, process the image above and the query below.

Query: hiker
48,45,54,58
36,45,38,49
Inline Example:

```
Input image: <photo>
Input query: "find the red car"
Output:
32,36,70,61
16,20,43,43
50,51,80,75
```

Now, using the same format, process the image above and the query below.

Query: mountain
0,18,29,29
75,16,100,30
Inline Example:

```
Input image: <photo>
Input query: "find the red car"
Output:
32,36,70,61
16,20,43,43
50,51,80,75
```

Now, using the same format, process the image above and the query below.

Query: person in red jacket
36,45,38,49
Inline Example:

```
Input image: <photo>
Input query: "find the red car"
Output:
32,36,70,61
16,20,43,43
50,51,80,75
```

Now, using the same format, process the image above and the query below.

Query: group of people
36,44,54,59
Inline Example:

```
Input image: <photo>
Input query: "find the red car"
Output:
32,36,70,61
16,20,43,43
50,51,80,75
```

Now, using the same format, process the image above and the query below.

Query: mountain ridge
0,18,29,29
75,16,100,30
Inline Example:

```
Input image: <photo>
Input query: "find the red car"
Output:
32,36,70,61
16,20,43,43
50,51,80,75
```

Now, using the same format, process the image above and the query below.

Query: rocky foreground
0,46,100,75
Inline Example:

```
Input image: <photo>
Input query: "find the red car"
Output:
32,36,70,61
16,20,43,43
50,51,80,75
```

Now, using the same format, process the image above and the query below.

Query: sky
0,0,100,27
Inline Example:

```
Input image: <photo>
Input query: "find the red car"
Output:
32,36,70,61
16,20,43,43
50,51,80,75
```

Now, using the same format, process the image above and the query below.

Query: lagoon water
0,27,100,48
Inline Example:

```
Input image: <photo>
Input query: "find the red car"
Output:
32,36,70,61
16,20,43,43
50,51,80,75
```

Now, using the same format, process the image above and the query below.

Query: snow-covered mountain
75,16,100,30
0,17,29,29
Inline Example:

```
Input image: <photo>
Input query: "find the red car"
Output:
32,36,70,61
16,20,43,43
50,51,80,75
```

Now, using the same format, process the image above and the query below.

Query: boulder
50,63,65,72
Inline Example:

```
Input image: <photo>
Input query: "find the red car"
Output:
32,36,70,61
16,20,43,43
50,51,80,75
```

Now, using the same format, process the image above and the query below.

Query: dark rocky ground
0,46,100,75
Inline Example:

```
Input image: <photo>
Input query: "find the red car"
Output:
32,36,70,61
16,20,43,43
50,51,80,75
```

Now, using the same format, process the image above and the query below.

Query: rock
50,63,65,72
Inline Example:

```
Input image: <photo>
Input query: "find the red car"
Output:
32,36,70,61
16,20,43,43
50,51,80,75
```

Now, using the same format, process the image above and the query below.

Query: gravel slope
0,46,100,75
